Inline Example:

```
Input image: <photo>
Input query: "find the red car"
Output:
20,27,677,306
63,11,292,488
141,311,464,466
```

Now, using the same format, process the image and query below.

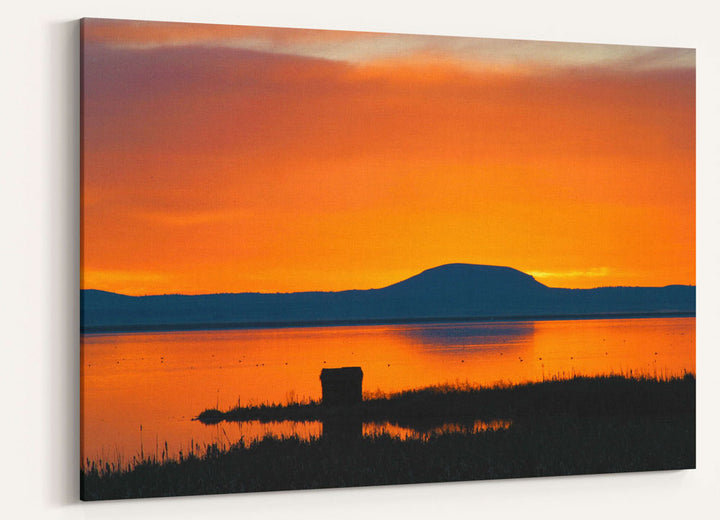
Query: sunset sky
81,18,695,295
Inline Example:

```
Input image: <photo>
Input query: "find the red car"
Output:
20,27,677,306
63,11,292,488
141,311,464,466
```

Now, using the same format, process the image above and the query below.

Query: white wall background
1,1,718,518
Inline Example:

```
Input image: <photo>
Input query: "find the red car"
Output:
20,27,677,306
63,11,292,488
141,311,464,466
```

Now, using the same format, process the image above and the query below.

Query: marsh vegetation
81,374,695,500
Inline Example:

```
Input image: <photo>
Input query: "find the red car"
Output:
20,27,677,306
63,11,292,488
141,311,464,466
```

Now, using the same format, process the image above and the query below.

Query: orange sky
81,19,695,295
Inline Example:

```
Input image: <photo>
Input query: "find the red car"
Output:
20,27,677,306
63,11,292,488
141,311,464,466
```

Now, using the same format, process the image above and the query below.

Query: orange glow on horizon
81,20,695,296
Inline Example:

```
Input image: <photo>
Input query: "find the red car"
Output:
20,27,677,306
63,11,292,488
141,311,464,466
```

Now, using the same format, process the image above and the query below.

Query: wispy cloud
528,267,611,279
83,18,694,71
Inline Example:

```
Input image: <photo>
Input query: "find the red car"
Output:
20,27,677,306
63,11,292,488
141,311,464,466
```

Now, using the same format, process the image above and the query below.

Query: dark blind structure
320,367,363,406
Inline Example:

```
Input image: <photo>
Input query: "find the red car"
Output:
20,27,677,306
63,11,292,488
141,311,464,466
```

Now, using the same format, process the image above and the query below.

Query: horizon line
80,263,695,298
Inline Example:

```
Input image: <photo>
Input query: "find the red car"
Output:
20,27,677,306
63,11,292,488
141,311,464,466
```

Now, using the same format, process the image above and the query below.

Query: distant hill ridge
383,263,546,293
81,264,695,332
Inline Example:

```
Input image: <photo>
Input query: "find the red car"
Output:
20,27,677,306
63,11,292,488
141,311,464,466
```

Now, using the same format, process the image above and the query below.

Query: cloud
83,18,694,71
528,267,611,279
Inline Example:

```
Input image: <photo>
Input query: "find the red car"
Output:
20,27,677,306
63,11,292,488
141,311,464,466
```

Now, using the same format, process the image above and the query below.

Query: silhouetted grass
81,374,695,500
198,373,695,431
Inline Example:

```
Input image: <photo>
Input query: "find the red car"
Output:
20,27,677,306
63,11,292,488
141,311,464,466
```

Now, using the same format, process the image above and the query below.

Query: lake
80,316,694,467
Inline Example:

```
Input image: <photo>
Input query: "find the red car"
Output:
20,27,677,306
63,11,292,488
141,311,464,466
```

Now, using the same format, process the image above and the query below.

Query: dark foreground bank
81,375,695,500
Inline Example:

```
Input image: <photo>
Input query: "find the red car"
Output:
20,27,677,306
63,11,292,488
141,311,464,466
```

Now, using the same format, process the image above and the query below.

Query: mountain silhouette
384,264,547,294
81,264,695,332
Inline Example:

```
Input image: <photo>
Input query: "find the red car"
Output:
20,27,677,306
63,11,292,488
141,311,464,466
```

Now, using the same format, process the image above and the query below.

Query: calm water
80,317,694,467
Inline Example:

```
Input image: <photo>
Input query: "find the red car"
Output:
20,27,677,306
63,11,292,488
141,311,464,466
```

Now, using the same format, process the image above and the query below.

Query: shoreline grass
197,372,694,429
82,374,695,500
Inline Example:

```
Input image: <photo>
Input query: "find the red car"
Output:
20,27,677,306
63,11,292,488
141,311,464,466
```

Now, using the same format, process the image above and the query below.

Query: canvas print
79,18,696,500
